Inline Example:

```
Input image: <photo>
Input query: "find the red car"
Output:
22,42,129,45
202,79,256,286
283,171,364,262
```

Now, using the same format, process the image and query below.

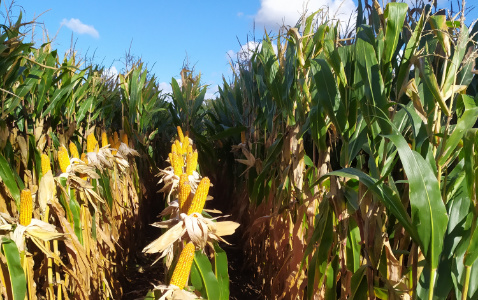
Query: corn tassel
87,133,98,153
102,131,108,148
58,146,70,173
187,177,210,215
19,189,33,226
69,142,79,160
41,154,51,176
169,242,195,289
177,126,184,143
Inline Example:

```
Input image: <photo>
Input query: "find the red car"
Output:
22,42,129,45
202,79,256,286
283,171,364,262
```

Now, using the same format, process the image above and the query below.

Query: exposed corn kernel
113,132,119,149
102,131,108,148
179,182,192,213
177,126,184,143
69,141,79,160
121,133,128,146
87,133,98,153
175,140,183,155
19,189,33,226
186,151,197,176
172,152,183,176
182,136,189,154
58,146,70,173
169,242,195,289
187,177,210,215
41,154,51,176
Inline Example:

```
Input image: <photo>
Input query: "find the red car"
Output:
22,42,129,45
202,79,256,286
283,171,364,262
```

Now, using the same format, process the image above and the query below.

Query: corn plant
143,126,239,299
209,1,478,299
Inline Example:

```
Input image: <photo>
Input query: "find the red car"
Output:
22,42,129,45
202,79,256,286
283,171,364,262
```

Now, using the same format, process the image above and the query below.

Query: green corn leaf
385,133,448,269
383,2,408,64
0,152,21,206
1,237,27,300
438,95,478,167
213,243,229,300
191,250,220,300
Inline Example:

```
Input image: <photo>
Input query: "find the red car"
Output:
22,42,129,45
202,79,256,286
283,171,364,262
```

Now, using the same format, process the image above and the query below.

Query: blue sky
7,0,478,98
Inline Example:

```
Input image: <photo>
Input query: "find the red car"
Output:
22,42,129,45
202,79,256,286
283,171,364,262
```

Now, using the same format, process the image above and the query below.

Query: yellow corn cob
170,242,195,289
69,141,79,160
172,153,183,176
58,146,70,173
178,182,191,212
241,131,246,144
113,132,119,148
102,131,108,148
41,154,51,176
186,151,197,176
121,132,128,145
187,177,210,215
19,189,33,226
87,133,98,153
172,143,178,154
179,173,188,187
177,126,184,143
81,153,88,164
182,135,189,154
175,140,183,155
108,136,114,147
187,145,193,155
80,153,88,180
169,152,174,167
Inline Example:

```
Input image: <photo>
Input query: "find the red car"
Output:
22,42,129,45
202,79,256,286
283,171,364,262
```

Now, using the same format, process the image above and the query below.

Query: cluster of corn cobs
0,127,141,299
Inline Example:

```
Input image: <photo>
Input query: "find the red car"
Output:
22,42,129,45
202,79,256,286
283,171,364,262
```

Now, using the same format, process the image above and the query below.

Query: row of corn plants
0,8,172,298
205,0,478,299
142,126,239,299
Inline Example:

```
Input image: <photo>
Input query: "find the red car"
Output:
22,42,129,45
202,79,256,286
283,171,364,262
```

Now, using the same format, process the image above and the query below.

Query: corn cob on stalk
241,131,246,144
187,177,210,215
181,135,189,154
121,132,128,145
169,242,195,289
69,142,79,161
172,153,183,176
80,153,88,180
41,154,51,176
186,151,198,176
87,133,98,153
178,174,191,212
177,126,184,144
102,131,108,148
19,189,33,226
175,140,183,155
58,146,70,173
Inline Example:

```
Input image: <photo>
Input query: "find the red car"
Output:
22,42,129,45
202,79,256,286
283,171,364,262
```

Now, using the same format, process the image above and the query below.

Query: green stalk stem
428,267,436,300
462,265,471,300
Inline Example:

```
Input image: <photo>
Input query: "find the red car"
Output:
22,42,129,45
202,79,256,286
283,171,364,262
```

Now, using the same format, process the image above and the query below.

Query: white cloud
237,12,244,17
103,66,118,78
61,18,99,38
205,84,219,100
254,0,356,31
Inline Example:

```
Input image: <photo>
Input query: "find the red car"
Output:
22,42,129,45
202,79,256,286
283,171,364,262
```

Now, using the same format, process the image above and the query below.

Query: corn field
1,0,478,299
